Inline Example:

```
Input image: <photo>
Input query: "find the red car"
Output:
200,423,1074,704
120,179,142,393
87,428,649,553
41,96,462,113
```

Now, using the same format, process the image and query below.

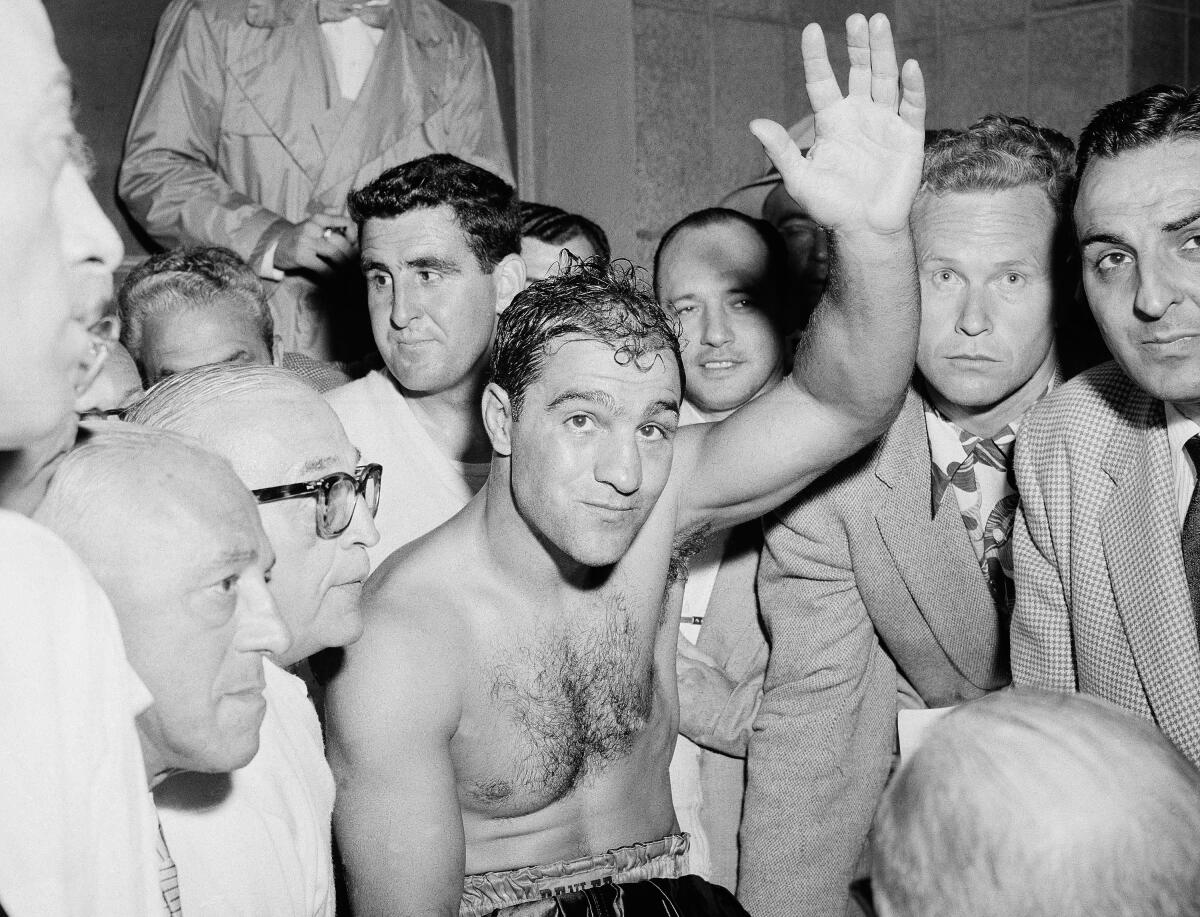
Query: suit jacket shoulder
1021,361,1149,454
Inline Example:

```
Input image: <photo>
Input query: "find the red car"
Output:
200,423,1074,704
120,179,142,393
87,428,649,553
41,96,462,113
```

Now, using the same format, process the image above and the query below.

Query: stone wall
631,0,1198,268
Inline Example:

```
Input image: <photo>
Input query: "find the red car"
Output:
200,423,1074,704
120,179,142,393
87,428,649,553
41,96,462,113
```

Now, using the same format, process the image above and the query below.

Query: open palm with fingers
751,12,925,237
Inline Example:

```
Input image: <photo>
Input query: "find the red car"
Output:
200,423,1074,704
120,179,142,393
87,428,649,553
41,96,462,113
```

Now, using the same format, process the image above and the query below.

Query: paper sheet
897,706,956,762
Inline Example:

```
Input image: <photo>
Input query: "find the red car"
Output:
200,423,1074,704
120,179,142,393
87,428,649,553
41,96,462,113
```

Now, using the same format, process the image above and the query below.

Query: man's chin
564,531,641,569
1123,357,1200,405
312,589,367,651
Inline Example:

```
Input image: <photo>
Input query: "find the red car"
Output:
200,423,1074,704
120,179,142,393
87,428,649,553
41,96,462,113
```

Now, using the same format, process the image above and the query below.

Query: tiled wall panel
629,0,1184,267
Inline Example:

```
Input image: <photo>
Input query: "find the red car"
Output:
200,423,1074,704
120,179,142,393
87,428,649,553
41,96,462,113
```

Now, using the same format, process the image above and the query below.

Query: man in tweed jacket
1012,85,1200,768
740,116,1077,917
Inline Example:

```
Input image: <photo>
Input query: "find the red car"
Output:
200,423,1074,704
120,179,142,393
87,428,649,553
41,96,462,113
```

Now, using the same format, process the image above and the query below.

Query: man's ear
493,252,526,315
482,382,513,456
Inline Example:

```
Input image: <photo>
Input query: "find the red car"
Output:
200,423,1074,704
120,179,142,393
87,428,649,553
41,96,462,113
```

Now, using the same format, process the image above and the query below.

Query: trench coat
120,0,512,359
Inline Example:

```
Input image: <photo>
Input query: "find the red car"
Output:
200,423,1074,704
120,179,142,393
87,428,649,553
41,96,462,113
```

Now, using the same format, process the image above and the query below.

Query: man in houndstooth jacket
1012,84,1200,768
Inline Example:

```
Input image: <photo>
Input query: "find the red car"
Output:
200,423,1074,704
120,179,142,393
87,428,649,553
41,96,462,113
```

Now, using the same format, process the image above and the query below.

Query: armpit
667,522,713,589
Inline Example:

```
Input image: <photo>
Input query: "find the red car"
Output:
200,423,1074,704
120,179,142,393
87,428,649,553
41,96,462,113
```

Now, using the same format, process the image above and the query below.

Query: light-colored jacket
675,520,768,893
740,388,1009,917
1012,360,1200,767
120,0,511,359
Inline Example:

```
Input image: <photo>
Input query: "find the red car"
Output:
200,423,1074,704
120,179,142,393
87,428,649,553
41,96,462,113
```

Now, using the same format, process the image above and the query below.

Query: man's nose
595,433,642,496
235,573,292,657
1134,254,1185,321
955,285,991,336
346,492,381,548
59,163,124,322
389,282,421,329
701,306,733,348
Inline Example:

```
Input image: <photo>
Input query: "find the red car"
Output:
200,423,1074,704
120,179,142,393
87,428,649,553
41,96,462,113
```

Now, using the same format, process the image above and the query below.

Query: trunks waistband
459,833,690,916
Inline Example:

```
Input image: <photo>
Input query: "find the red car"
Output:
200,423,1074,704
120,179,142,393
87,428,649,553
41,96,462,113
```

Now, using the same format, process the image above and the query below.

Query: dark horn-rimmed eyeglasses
251,463,382,540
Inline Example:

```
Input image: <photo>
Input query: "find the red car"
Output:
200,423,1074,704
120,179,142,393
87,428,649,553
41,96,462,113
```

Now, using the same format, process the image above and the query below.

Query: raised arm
672,13,924,535
326,585,465,917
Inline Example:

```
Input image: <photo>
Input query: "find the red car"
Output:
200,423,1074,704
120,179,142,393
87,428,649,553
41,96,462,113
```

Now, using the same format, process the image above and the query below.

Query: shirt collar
923,400,1021,519
1166,401,1200,460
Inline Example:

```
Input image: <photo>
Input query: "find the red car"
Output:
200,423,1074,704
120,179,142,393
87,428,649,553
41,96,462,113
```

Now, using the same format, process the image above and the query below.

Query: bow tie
317,0,391,28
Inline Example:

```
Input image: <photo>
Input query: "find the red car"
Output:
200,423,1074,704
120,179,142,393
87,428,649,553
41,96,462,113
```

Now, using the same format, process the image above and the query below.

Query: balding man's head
0,1,123,449
873,690,1200,917
34,424,290,782
129,365,380,665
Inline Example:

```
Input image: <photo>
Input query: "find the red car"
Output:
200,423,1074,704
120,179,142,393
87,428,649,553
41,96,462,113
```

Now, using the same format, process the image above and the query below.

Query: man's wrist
829,223,913,250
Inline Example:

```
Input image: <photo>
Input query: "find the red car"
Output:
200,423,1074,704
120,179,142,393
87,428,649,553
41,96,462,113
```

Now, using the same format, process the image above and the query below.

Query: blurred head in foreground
872,690,1200,917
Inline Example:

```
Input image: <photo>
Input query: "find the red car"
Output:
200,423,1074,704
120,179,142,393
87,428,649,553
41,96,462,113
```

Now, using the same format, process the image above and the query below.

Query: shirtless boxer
328,14,926,916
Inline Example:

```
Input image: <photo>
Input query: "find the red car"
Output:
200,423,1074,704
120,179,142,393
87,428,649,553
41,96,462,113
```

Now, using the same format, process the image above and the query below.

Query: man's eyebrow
1079,232,1128,249
546,388,619,412
1162,208,1200,235
65,131,96,180
645,398,680,418
297,455,343,477
728,284,763,296
210,545,258,570
407,255,459,273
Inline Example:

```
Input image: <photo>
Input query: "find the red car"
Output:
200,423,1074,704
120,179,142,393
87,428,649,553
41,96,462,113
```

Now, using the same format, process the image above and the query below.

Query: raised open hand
751,13,925,237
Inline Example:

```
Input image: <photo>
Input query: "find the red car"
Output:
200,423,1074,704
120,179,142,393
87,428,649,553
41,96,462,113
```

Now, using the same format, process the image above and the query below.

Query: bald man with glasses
128,363,381,917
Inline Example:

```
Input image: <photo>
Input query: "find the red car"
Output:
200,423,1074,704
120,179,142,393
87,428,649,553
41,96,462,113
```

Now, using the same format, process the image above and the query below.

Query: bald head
35,423,248,542
129,364,342,486
129,364,380,665
35,424,289,780
873,691,1200,917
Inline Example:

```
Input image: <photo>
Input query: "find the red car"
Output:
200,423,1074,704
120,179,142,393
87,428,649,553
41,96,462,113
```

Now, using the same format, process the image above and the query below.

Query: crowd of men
5,0,1200,915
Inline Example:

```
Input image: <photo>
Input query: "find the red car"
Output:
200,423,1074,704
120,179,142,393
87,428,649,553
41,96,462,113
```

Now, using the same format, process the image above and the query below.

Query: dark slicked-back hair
919,113,1075,219
491,257,683,419
652,207,789,319
1077,84,1200,177
520,201,612,263
347,154,520,270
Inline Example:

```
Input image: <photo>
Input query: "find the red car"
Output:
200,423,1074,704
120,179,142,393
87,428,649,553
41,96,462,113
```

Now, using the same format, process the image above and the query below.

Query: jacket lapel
227,2,335,186
875,391,1002,687
1100,393,1200,750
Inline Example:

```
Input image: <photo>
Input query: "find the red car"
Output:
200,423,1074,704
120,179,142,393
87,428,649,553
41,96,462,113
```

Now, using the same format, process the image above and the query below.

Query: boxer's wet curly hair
490,256,683,418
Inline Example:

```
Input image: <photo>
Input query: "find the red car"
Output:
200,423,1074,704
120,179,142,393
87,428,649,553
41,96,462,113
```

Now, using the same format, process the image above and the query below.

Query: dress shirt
1165,401,1200,527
